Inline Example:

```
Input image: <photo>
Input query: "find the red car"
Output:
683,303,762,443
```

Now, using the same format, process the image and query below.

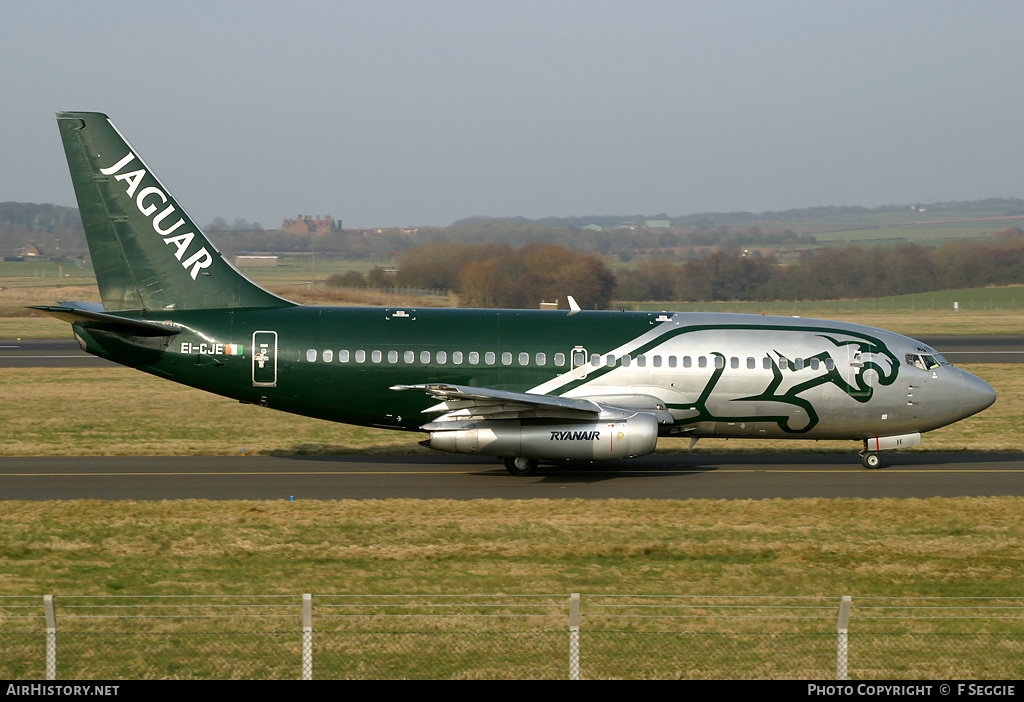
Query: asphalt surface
1,336,1021,367
1,452,1022,500
0,338,116,367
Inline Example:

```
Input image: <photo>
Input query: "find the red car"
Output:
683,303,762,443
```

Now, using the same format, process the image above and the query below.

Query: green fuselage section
73,306,657,431
70,305,992,442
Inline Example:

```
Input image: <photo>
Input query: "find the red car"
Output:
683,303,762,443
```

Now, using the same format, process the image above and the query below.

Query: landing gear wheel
861,451,883,469
504,457,538,476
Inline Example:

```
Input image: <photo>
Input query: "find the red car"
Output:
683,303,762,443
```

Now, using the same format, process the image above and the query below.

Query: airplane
35,111,997,475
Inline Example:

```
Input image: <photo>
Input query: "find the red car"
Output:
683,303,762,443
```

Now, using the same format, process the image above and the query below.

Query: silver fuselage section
533,313,995,442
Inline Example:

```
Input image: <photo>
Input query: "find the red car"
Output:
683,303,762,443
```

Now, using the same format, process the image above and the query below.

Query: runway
2,335,1022,367
0,338,116,367
1,452,1022,500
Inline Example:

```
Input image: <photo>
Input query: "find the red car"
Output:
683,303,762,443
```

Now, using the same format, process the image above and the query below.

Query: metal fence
1,594,1021,680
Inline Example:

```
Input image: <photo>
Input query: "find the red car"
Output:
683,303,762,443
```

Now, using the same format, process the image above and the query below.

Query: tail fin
57,112,293,311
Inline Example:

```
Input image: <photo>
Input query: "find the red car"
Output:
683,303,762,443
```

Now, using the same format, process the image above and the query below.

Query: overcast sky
4,1,1023,229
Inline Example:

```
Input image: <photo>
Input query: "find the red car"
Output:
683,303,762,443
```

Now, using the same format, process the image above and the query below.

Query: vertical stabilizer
57,112,293,311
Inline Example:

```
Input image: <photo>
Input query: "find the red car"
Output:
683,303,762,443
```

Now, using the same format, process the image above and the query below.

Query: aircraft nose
960,370,996,415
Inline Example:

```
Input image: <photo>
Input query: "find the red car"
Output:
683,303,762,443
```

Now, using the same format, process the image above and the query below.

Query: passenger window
554,353,565,366
763,357,772,370
387,350,398,364
339,350,349,363
780,358,789,370
621,354,631,367
730,357,739,369
746,357,755,369
404,351,415,364
371,350,382,363
485,352,496,365
306,349,317,362
683,356,692,368
825,359,835,371
535,352,546,366
323,350,334,363
668,356,677,368
591,354,600,366
519,352,529,366
715,356,725,369
355,350,365,363
653,355,662,367
698,357,707,368
421,350,431,364
469,352,479,365
437,351,447,364
794,358,804,370
452,351,463,365
502,352,513,365
809,358,820,370
637,355,646,367
606,354,616,366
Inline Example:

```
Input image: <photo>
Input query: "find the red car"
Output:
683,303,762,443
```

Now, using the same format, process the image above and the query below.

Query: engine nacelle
425,413,659,461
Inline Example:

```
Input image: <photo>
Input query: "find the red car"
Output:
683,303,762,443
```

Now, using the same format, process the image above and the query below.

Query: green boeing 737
34,112,996,474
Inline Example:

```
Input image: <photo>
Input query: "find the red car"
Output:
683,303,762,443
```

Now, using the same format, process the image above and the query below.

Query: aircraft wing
391,383,677,425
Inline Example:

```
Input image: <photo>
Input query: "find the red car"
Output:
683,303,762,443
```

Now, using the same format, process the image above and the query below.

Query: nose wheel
860,451,884,469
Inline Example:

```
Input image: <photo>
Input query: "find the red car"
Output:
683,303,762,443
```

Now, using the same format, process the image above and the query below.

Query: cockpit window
905,353,944,370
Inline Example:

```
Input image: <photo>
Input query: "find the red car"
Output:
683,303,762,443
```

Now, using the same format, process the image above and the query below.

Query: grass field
632,287,1024,312
0,497,1021,599
1,497,1020,680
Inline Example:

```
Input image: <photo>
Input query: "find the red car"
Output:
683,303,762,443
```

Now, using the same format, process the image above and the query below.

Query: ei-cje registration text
809,684,1016,697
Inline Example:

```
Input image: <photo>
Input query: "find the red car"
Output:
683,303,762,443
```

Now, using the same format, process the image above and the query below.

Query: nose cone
960,370,997,417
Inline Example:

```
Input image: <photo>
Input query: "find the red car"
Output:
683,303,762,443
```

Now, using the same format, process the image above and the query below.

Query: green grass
0,497,1020,598
627,285,1024,313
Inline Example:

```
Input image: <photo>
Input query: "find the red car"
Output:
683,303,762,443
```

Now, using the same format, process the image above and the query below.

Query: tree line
614,234,1024,303
329,242,615,310
329,235,1024,309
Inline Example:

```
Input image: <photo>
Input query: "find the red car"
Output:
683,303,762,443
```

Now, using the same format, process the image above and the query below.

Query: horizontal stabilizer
29,305,180,336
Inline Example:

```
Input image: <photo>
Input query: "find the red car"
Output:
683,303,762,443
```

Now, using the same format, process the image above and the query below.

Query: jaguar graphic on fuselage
36,112,996,475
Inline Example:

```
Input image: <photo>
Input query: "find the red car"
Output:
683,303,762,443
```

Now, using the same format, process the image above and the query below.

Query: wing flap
392,383,677,424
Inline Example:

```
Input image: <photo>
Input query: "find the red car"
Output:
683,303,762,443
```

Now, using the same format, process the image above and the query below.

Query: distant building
281,215,342,234
234,255,279,267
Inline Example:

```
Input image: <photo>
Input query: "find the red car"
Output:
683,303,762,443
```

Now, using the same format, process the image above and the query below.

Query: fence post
44,594,57,680
569,593,580,680
836,595,852,680
302,593,313,680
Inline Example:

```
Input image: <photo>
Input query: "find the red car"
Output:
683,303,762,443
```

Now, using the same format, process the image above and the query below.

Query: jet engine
424,412,659,461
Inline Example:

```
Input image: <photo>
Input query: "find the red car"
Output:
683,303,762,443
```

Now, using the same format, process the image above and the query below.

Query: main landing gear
503,457,538,476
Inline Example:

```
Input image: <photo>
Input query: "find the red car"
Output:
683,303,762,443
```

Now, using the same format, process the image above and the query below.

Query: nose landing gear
860,450,884,469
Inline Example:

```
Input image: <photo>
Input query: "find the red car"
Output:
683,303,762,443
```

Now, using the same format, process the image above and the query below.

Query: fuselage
71,306,996,442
